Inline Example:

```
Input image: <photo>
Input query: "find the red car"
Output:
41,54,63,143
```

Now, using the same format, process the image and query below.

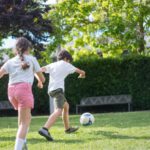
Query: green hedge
65,56,150,112
1,56,150,114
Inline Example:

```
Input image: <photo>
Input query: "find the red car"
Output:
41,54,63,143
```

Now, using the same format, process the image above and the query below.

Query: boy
38,50,85,141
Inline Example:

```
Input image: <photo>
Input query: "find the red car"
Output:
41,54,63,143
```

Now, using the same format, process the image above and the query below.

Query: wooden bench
0,101,13,110
76,95,132,114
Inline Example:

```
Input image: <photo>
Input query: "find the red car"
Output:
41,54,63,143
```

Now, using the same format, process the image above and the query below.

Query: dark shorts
49,88,67,109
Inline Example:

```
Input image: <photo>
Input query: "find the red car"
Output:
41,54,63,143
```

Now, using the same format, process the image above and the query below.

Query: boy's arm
0,68,7,79
41,66,47,73
75,68,86,78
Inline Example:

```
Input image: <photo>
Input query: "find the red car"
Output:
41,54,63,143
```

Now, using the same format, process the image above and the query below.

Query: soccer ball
80,112,95,126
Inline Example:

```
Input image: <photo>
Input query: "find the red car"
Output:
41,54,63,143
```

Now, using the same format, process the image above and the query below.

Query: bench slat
0,101,13,110
76,95,132,114
80,95,132,105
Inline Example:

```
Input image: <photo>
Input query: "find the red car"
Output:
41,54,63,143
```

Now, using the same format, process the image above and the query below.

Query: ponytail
18,49,30,70
15,37,31,70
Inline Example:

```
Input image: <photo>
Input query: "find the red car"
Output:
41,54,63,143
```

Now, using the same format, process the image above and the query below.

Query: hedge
0,56,150,114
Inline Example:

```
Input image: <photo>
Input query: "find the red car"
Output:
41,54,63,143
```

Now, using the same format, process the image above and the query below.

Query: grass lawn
0,111,150,150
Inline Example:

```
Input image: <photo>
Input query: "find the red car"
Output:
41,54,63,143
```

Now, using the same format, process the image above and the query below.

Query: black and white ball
80,112,95,126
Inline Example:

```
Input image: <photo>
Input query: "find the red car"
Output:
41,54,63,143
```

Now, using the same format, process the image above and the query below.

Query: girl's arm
34,72,45,88
34,66,48,88
75,68,86,78
0,68,7,79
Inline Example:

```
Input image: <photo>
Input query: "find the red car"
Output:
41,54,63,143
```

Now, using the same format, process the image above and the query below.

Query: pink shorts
8,82,34,110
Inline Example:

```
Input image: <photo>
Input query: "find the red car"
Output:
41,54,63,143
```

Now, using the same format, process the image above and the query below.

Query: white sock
14,138,25,150
24,127,29,143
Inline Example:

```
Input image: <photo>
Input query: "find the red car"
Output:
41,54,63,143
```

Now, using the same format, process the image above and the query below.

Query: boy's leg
62,101,79,133
38,108,62,141
62,102,70,130
39,89,64,140
44,108,62,129
15,107,31,150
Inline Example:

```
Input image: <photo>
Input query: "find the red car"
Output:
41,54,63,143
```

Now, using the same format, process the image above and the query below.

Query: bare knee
19,108,32,126
64,102,69,111
55,108,62,116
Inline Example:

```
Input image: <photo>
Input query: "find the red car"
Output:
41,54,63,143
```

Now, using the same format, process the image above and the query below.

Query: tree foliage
0,0,53,56
46,0,150,57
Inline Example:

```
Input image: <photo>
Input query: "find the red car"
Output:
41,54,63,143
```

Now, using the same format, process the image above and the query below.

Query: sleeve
32,57,41,73
44,64,52,74
67,63,77,74
1,61,9,74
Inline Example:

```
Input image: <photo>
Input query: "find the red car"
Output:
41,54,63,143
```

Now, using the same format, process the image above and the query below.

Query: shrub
65,56,150,112
1,56,150,114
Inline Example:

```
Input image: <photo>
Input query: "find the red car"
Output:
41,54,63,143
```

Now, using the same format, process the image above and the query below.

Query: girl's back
3,55,40,85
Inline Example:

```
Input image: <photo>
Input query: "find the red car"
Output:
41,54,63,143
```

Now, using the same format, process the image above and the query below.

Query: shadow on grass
28,138,83,145
92,130,150,140
0,136,83,144
0,136,16,141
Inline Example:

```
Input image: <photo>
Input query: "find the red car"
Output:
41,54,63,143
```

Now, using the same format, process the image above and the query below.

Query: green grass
0,111,150,150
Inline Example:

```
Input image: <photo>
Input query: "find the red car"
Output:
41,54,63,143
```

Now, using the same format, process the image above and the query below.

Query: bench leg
128,103,131,112
76,106,78,114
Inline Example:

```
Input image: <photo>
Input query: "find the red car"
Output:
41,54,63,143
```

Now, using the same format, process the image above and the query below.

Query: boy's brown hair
57,50,73,62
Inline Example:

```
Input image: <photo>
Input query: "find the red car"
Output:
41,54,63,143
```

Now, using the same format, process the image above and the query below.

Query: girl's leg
15,107,31,150
62,102,70,130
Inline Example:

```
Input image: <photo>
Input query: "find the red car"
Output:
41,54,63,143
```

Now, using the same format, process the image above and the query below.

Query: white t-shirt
45,60,77,92
1,55,41,85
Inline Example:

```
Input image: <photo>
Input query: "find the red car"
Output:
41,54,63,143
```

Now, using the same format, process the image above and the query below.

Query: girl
0,37,45,150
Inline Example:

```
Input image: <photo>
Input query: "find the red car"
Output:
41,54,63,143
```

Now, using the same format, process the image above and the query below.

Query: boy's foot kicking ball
38,128,54,141
65,127,79,133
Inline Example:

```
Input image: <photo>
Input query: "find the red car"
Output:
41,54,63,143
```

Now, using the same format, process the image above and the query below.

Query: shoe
65,127,79,133
38,128,54,141
22,142,28,150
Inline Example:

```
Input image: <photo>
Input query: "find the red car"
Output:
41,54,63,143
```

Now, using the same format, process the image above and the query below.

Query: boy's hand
41,67,47,73
78,71,86,78
37,81,43,89
76,68,86,79
78,73,85,78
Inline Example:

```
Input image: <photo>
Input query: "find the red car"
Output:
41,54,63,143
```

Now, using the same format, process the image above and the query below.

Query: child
38,50,85,141
0,37,45,150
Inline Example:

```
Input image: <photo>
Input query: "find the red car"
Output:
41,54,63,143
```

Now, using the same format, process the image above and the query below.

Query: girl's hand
37,81,43,89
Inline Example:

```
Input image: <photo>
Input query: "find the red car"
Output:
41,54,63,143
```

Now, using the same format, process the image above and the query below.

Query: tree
46,0,150,57
0,0,53,57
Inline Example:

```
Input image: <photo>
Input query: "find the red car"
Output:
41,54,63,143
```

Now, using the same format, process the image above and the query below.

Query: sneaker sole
38,131,54,141
65,127,79,134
